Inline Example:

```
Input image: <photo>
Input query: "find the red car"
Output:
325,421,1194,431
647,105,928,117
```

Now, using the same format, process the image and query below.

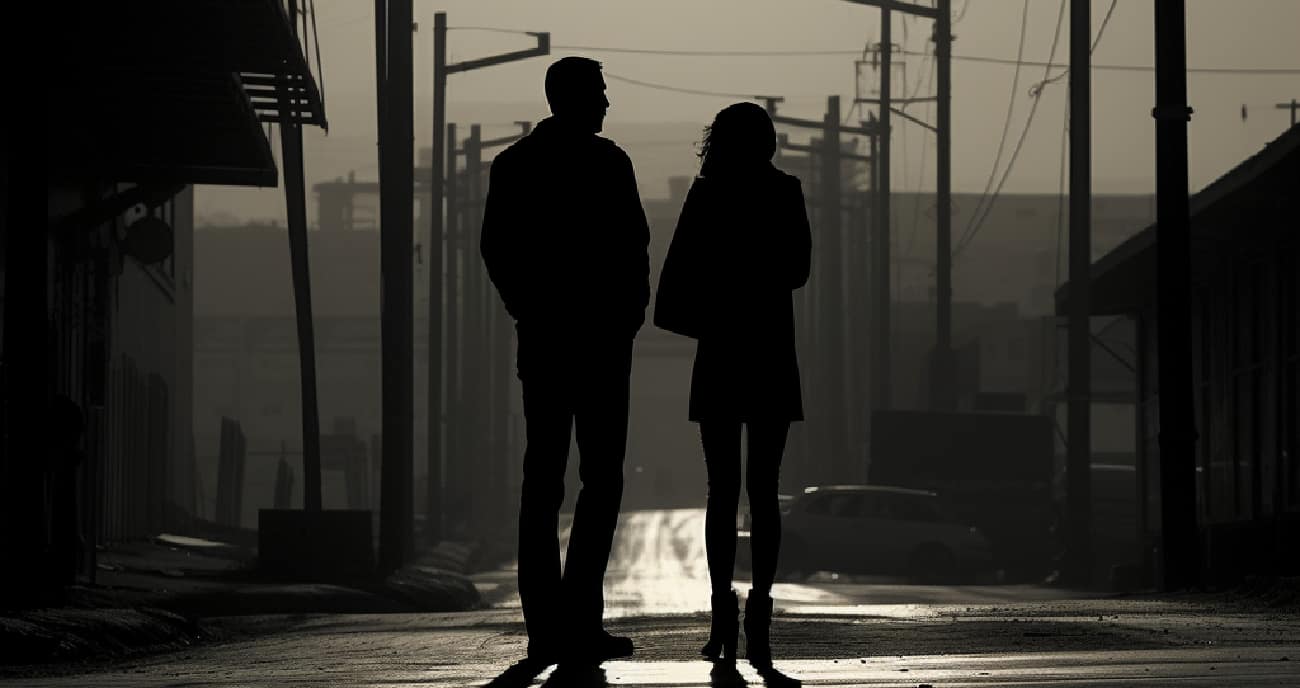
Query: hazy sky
198,0,1300,221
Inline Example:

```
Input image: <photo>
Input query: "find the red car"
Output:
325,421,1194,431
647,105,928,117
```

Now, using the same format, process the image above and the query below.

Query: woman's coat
655,164,812,422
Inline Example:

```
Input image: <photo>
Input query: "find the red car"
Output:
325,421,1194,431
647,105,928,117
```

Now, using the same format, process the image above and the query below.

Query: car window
888,494,941,522
858,494,888,518
826,494,863,518
801,495,832,515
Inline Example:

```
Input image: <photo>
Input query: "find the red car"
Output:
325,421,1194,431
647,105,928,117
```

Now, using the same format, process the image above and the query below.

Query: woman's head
698,102,777,176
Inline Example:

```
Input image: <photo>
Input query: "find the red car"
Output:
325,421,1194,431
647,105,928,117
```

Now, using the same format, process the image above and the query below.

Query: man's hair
544,56,604,111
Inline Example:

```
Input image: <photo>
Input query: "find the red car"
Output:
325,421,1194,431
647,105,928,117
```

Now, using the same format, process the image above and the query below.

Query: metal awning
50,0,327,187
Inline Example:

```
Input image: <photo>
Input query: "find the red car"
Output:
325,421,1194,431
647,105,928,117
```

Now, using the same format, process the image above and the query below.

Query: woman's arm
787,177,812,290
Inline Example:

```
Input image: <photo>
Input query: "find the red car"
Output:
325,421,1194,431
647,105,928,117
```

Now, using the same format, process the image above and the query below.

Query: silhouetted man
480,56,650,665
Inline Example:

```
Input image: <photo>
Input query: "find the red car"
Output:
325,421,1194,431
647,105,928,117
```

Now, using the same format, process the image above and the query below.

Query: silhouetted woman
654,102,811,665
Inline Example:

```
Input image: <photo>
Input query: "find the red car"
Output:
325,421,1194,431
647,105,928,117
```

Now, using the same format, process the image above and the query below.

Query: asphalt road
9,508,1300,687
478,508,1089,615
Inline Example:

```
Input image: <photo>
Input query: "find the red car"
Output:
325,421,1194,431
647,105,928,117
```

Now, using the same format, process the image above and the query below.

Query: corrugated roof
1055,124,1300,315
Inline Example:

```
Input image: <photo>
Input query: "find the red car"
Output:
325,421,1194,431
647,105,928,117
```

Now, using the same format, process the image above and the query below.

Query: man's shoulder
772,168,802,187
593,135,632,164
495,137,529,165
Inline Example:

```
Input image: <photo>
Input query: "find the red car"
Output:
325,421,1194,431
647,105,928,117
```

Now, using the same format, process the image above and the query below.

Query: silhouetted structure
3,0,325,606
480,57,649,665
1056,124,1300,586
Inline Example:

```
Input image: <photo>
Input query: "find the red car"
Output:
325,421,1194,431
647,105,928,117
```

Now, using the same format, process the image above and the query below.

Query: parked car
764,485,994,583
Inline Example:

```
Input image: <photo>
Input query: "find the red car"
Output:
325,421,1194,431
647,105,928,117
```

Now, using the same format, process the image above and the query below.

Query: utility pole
425,11,446,544
1154,0,1199,591
1065,0,1094,587
459,122,531,535
463,124,486,532
845,0,952,411
932,0,954,411
378,0,415,574
767,97,880,483
427,12,547,540
443,123,462,528
279,0,323,512
822,95,846,481
876,10,893,412
1278,99,1299,126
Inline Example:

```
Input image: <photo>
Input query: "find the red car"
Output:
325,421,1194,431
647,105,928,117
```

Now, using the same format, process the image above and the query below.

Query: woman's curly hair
698,102,777,177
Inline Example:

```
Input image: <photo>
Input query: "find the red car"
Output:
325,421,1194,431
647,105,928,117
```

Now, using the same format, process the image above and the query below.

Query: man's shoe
564,630,634,663
526,641,561,667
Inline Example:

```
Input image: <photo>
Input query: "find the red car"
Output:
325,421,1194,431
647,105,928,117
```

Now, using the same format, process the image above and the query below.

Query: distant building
1057,124,1300,584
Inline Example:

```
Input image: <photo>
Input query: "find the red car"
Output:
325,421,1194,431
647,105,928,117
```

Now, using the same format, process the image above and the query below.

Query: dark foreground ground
4,509,1299,687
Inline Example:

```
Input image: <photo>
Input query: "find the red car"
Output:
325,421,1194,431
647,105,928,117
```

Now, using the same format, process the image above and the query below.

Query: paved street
8,509,1300,686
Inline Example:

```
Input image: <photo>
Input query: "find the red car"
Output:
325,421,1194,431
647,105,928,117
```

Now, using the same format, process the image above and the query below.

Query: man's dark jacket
480,117,651,337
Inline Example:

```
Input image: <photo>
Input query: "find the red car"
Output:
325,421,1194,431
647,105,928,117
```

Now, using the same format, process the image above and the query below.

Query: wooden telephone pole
377,0,415,573
1065,0,1094,587
1153,0,1199,591
845,0,953,411
1278,99,1299,127
767,97,879,483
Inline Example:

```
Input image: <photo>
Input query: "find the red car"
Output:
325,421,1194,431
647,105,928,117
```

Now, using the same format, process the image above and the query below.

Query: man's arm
480,154,527,321
619,150,651,331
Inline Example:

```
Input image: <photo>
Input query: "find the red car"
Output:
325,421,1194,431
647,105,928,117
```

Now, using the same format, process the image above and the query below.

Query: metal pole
465,124,484,531
821,96,846,481
1279,99,1299,126
374,0,386,180
426,11,447,544
443,123,461,529
932,0,954,410
378,0,414,573
1154,0,1199,591
278,0,322,512
1065,0,1094,587
874,9,893,414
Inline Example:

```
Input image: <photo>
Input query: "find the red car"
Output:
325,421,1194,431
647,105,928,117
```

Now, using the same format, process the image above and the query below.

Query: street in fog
478,508,1086,616
12,0,1300,684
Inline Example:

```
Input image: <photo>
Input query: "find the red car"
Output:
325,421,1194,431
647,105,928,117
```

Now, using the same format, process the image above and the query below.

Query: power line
602,71,772,100
954,0,972,24
956,0,1122,257
955,0,1067,255
1031,0,1119,95
439,24,1300,75
549,42,1300,76
965,0,1032,243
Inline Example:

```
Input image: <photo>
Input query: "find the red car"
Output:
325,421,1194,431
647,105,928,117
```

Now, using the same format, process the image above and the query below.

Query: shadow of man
754,663,802,688
482,659,550,688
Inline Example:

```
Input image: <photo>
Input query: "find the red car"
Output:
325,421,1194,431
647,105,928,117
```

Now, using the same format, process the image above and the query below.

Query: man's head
545,57,608,133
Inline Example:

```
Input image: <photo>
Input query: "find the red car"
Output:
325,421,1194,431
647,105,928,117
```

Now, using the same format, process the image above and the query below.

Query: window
826,494,864,518
802,495,832,515
886,494,941,523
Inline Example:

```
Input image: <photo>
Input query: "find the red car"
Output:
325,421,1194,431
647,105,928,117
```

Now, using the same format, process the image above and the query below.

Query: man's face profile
567,74,608,134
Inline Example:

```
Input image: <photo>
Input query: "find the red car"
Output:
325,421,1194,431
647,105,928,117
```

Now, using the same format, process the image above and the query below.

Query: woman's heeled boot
743,590,773,667
701,589,739,660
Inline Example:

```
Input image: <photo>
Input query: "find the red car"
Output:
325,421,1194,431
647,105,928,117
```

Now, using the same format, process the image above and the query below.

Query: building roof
50,0,326,187
1056,124,1300,315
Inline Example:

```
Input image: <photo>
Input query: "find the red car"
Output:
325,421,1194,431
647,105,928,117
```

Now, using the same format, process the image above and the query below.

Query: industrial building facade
1061,125,1300,583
